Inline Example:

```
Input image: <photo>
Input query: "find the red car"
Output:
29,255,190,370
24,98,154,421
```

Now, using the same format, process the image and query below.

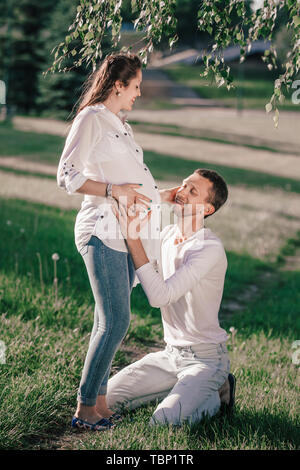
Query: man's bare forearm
126,237,149,269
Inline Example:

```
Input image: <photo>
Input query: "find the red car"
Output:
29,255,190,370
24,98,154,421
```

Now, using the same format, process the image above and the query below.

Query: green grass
0,197,299,450
0,121,64,165
163,63,300,112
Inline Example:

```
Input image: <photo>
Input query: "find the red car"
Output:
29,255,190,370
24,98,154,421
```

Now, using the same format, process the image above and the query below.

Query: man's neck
175,215,204,240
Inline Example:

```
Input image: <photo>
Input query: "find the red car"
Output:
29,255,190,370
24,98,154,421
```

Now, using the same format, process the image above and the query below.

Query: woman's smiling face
117,68,142,111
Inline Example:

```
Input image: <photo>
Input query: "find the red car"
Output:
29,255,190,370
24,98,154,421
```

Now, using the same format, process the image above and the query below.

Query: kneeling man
108,168,235,426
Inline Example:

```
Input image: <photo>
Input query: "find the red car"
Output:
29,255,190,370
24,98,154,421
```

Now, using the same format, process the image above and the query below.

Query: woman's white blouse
57,103,161,263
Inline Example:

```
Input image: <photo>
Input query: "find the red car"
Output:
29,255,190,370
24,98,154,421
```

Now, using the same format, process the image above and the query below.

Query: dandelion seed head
52,253,60,261
6,220,12,225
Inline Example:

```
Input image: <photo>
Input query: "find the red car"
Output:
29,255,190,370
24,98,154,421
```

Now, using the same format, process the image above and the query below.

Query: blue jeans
77,235,136,406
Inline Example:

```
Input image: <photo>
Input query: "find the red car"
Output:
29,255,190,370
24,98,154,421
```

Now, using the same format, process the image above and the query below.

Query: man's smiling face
173,172,215,218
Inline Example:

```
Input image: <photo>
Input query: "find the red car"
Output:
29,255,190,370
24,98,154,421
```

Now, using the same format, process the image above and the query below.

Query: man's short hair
194,168,228,217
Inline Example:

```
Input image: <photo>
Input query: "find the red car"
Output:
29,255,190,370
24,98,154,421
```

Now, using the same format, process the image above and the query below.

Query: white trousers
107,342,230,426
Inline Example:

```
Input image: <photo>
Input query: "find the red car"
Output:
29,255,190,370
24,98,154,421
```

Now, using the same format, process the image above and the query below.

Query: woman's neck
102,95,121,116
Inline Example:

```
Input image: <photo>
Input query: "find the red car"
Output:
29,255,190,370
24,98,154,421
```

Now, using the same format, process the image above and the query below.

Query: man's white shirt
136,224,229,346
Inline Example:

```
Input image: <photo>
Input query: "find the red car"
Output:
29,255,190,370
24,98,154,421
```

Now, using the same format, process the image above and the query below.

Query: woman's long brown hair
72,52,142,120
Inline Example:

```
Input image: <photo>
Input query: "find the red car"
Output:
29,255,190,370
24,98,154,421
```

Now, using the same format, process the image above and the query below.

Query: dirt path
12,114,300,180
1,169,300,261
134,131,300,180
129,107,300,154
0,156,57,175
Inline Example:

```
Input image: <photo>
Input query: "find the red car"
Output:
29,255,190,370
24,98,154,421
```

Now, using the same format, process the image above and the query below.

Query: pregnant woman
57,52,177,431
57,53,178,431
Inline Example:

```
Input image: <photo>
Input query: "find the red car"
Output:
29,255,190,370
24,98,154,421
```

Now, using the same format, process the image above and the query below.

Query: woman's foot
95,395,114,419
75,404,103,424
95,406,114,419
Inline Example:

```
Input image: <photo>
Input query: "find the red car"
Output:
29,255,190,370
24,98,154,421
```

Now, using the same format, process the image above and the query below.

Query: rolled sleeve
57,109,102,194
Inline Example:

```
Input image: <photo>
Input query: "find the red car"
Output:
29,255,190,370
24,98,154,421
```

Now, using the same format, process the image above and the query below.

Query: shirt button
116,134,119,138
136,149,139,152
144,167,148,171
100,215,104,219
154,185,158,189
124,132,127,135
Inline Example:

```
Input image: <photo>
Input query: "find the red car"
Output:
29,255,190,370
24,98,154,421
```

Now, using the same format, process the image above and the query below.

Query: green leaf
85,31,94,41
265,102,272,113
273,109,279,128
279,94,285,104
293,16,300,27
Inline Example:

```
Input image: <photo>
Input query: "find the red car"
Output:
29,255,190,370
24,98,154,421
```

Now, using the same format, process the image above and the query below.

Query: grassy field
0,198,299,450
162,62,300,112
0,119,299,450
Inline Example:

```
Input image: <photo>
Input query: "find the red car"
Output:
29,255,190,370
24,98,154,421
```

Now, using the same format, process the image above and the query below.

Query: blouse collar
92,102,127,133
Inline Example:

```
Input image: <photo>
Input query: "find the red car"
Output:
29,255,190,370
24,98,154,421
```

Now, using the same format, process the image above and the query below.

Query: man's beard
172,202,193,218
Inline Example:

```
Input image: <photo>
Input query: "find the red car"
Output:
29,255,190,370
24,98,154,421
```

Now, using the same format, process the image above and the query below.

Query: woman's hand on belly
112,183,152,210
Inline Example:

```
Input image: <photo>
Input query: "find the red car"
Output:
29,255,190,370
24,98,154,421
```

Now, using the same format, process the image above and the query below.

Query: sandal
71,415,115,432
108,412,123,424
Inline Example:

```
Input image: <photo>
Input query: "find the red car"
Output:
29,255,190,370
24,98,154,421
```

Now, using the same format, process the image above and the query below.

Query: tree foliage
0,0,54,114
47,0,300,126
37,0,103,119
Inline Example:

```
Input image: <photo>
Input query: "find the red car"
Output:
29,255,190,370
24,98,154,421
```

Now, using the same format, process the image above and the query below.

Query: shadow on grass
188,407,299,450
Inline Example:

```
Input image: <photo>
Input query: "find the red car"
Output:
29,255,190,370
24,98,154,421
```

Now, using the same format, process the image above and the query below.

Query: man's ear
205,204,215,216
